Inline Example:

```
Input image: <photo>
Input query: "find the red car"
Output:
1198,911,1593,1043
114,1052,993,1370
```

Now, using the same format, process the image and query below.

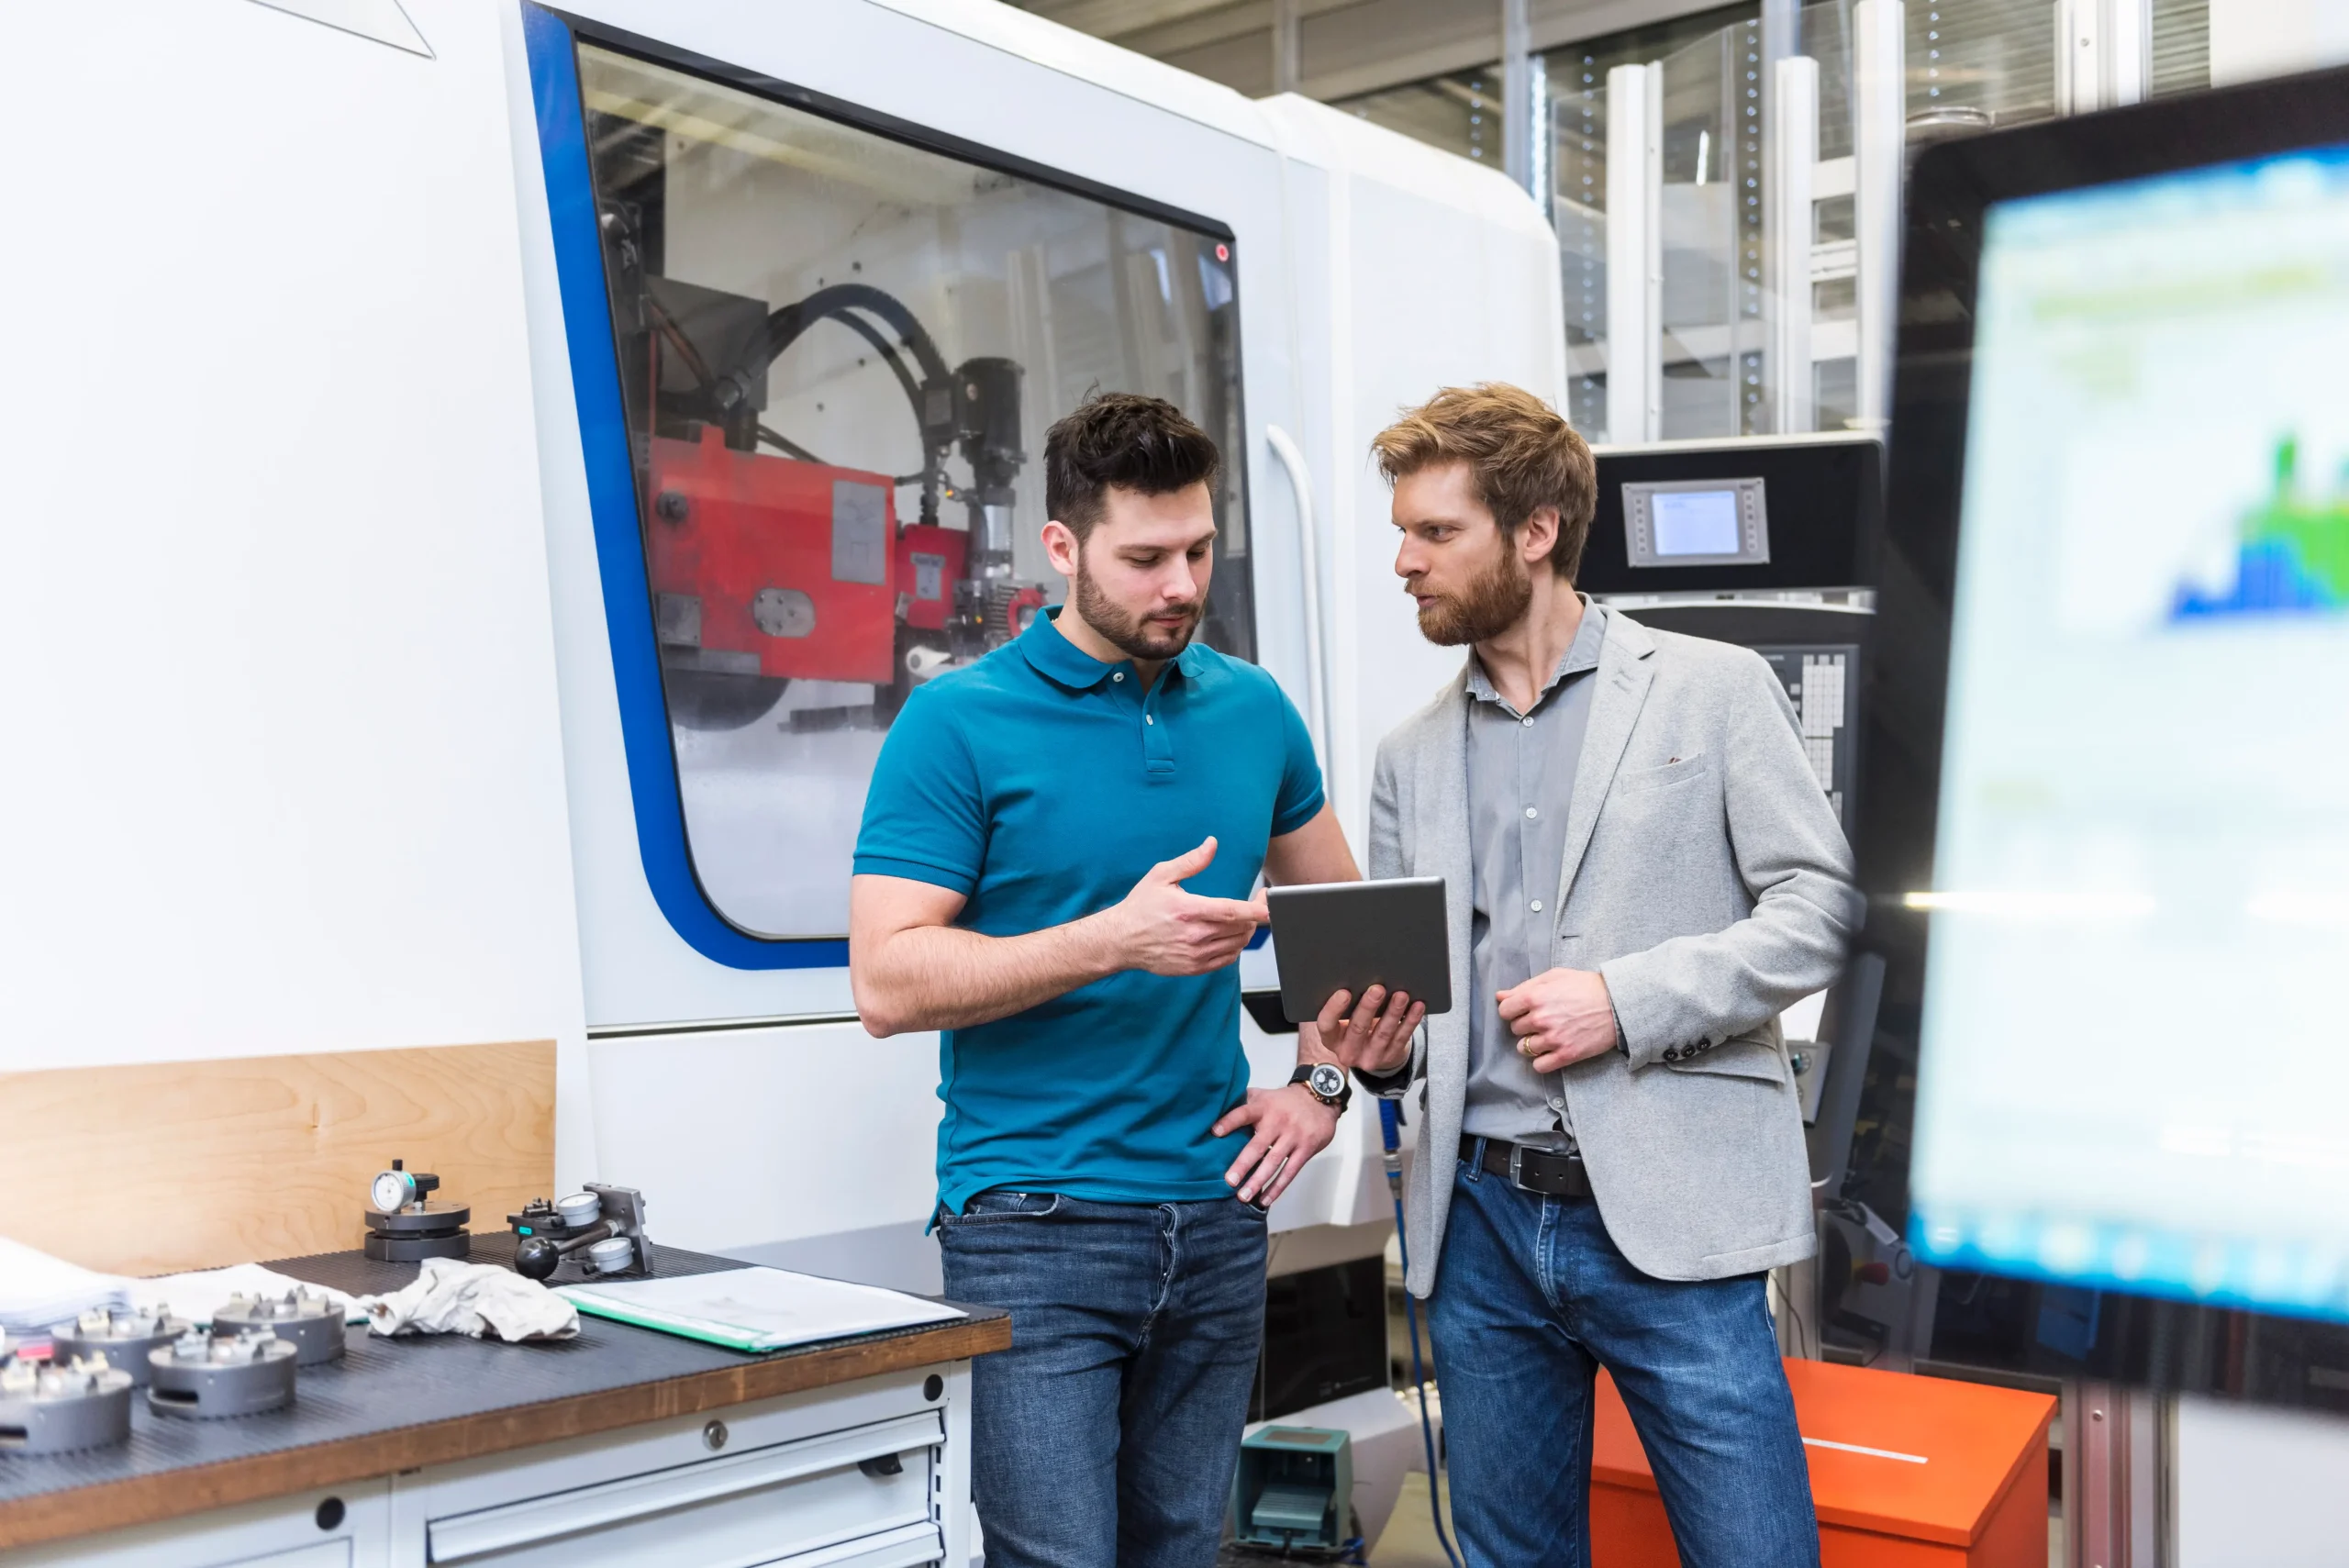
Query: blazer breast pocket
1612,751,1713,797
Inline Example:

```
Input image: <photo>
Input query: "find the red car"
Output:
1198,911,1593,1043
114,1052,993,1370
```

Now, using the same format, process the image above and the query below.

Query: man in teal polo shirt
851,393,1421,1568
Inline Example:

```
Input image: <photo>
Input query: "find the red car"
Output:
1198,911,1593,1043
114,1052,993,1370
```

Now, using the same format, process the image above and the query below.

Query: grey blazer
1369,605,1862,1293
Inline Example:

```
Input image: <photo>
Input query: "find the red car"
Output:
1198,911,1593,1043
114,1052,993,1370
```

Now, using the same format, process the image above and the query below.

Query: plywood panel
0,1041,555,1275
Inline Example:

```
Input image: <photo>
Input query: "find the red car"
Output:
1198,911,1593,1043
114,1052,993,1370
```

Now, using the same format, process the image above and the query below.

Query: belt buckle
1508,1142,1532,1193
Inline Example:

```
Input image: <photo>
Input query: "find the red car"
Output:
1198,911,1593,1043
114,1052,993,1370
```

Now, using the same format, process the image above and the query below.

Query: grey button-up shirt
1459,601,1608,1151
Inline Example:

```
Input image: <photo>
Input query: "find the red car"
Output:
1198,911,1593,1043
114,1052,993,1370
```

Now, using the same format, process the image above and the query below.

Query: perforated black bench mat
0,1237,999,1514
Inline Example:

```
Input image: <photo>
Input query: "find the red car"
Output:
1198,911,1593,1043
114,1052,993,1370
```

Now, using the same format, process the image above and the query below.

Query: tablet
1265,877,1452,1025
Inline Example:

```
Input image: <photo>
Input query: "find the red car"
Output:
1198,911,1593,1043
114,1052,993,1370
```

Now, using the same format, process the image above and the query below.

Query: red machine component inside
644,426,966,687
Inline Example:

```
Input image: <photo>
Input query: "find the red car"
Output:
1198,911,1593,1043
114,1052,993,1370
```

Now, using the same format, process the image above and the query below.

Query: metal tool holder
508,1183,654,1283
146,1329,298,1419
363,1158,473,1262
50,1306,192,1387
0,1352,135,1453
213,1289,348,1366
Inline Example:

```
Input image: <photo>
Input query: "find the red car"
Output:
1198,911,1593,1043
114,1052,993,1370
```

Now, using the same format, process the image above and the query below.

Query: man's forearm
860,914,1120,1035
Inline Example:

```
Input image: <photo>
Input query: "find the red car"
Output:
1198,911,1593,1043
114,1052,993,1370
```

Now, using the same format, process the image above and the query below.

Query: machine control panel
1752,643,1859,825
1621,476,1770,569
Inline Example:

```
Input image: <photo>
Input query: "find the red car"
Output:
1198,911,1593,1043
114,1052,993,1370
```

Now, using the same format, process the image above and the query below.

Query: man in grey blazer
1328,384,1861,1565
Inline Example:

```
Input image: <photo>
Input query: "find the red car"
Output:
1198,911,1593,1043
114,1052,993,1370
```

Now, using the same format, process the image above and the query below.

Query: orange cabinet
1591,1358,2056,1566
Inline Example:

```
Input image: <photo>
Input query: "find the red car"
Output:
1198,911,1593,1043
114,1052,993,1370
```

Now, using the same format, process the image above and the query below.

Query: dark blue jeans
938,1190,1268,1568
1427,1146,1819,1568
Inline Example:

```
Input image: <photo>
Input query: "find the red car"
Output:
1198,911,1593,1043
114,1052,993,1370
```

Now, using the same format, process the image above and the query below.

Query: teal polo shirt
853,607,1324,1217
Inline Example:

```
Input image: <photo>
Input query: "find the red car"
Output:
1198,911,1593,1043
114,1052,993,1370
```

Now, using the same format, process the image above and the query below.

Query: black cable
752,425,932,490
751,282,952,389
653,279,956,520
754,425,827,465
826,309,924,420
645,293,717,386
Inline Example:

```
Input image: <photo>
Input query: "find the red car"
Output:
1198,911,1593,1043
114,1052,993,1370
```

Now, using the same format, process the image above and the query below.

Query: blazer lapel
1553,607,1656,911
1419,667,1475,1067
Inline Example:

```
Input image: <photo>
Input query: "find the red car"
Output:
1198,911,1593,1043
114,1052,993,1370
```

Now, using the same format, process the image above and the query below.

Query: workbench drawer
425,1409,942,1567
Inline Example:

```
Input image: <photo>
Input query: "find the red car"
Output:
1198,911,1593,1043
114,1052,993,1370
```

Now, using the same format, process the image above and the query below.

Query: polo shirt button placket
1141,686,1176,774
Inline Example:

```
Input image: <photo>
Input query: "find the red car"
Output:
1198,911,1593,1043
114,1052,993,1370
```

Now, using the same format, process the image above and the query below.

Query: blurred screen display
1651,488,1743,556
1914,149,2349,1322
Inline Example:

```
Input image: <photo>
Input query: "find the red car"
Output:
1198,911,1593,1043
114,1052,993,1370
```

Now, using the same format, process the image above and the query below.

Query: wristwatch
1290,1062,1353,1114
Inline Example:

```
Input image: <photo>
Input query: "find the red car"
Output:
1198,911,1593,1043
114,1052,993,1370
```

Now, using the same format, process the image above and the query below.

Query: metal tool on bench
507,1184,653,1283
147,1328,298,1418
364,1158,473,1262
214,1288,348,1365
0,1350,135,1453
50,1304,192,1387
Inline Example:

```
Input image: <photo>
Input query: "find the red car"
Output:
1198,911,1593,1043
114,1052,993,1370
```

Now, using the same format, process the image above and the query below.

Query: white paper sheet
0,1237,132,1335
558,1267,963,1351
130,1263,364,1327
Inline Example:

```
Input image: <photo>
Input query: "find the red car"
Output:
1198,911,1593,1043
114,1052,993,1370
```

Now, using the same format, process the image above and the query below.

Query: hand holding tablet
1265,877,1451,1073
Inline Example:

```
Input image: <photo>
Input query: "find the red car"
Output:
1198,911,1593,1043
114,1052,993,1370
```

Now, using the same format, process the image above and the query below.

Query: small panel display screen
1621,476,1769,568
1652,489,1743,556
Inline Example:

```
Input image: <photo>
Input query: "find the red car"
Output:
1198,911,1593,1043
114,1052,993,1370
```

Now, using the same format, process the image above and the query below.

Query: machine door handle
1264,423,1330,767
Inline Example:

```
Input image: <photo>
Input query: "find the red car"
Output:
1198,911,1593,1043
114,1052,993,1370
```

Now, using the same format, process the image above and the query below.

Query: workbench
0,1238,1009,1566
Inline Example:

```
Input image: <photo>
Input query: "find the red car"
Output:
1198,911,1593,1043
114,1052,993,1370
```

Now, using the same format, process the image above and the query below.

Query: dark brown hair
1372,383,1598,580
1044,392,1221,540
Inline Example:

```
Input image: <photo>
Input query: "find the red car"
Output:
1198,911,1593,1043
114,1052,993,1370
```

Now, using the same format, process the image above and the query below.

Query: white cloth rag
359,1258,579,1341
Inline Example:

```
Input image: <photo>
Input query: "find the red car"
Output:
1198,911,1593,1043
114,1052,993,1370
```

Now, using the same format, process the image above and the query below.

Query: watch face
1308,1062,1346,1101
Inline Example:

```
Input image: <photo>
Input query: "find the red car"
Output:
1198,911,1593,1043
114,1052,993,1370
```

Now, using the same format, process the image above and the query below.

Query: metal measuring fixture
0,1351,135,1453
147,1328,298,1418
363,1158,473,1262
214,1288,347,1365
507,1183,654,1282
50,1304,192,1387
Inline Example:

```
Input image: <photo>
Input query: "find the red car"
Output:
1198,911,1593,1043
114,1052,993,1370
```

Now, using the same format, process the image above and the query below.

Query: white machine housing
0,6,1561,1551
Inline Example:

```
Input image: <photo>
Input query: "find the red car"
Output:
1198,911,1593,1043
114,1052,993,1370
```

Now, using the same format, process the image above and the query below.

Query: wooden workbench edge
0,1314,1010,1551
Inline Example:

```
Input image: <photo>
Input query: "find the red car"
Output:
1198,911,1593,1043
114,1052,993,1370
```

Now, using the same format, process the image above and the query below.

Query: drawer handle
857,1452,904,1479
429,1409,942,1561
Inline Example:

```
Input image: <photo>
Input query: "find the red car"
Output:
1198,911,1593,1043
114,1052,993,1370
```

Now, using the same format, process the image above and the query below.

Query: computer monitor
1863,61,2349,1409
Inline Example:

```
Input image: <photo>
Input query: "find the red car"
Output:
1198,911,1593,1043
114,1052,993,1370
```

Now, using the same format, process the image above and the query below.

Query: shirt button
1529,899,1542,913
1521,716,1534,728
1146,715,1154,725
1524,806,1539,819
1548,1095,1565,1110
1112,672,1124,683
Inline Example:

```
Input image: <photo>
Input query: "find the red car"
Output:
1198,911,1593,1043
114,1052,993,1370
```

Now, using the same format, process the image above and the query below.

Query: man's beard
1074,558,1202,661
1412,544,1532,646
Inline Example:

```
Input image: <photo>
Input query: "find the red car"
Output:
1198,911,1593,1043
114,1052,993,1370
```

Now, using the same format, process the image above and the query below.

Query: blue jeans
937,1191,1268,1568
1427,1146,1819,1568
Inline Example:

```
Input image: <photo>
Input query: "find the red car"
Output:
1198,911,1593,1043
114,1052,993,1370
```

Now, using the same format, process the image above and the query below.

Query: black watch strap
1289,1062,1353,1113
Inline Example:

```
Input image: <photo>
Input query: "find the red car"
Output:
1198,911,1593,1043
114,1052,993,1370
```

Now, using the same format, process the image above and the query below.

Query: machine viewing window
573,42,1253,940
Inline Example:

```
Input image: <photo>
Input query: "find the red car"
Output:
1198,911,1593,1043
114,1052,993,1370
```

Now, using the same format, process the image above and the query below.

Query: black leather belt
1462,1135,1594,1198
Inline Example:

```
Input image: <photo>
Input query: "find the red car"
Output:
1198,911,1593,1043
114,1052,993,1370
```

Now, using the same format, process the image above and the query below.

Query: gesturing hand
1497,967,1620,1073
1314,984,1424,1076
1107,837,1268,976
1214,1084,1340,1207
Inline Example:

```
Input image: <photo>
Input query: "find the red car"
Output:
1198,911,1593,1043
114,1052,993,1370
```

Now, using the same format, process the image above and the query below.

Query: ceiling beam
1004,0,1749,104
1014,0,1246,41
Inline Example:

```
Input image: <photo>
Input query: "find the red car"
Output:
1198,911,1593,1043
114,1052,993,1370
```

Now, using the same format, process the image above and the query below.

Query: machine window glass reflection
574,43,1255,941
